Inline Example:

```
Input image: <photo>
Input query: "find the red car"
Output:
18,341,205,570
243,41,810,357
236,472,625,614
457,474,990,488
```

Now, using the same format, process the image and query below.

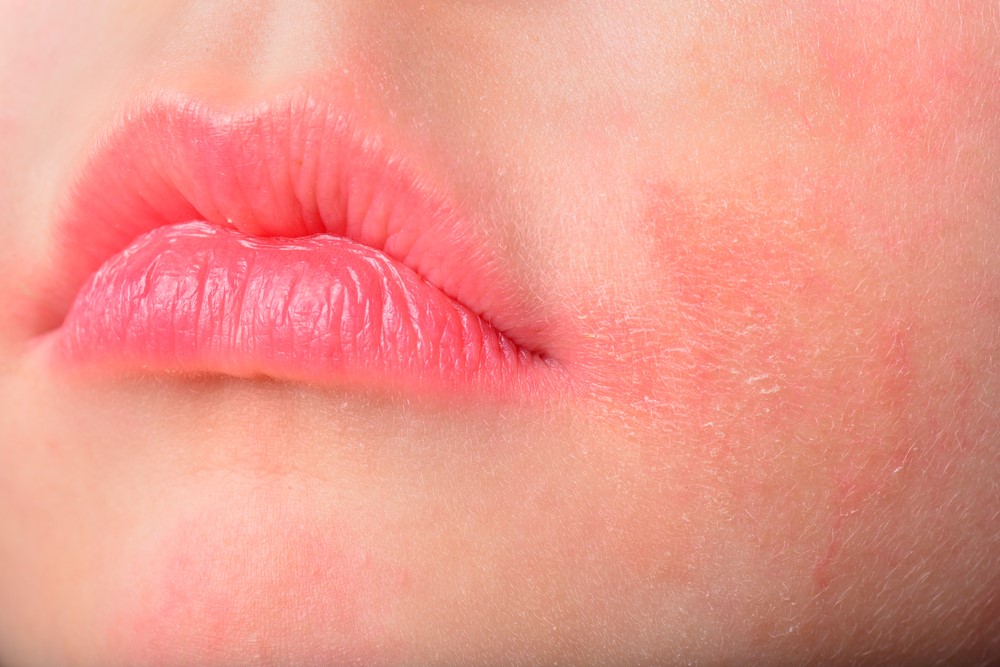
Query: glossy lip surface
31,87,564,398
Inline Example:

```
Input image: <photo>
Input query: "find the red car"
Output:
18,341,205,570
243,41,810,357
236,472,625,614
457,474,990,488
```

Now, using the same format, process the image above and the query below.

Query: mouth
29,86,566,399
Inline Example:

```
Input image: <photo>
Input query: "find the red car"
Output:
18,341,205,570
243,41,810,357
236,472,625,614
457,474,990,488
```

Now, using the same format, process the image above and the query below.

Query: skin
1,1,998,664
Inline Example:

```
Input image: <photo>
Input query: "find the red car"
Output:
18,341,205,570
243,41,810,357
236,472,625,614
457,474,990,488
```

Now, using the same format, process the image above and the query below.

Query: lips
31,88,564,398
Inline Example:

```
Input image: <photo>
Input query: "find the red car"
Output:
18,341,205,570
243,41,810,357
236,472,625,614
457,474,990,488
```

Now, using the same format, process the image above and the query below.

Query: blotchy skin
0,2,998,666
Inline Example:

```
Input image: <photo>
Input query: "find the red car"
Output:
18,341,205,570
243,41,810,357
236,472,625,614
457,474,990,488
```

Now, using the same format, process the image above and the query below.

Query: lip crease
30,86,565,399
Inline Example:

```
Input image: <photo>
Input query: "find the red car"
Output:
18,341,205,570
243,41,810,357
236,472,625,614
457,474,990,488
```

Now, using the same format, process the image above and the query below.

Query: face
1,2,998,665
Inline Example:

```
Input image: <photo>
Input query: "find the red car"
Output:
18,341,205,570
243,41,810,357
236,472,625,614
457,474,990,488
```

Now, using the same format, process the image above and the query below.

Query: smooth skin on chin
1,2,998,665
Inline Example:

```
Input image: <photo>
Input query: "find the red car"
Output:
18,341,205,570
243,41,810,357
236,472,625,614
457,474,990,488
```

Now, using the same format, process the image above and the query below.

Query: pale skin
1,2,998,665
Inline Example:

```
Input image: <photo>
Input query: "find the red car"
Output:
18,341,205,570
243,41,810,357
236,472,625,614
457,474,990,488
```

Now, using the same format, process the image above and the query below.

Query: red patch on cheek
105,502,404,666
631,185,819,419
806,1,980,159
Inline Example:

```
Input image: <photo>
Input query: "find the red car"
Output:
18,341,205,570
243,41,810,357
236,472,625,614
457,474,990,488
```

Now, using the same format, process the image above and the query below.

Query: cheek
607,183,832,432
807,0,980,152
103,490,406,666
595,178,910,588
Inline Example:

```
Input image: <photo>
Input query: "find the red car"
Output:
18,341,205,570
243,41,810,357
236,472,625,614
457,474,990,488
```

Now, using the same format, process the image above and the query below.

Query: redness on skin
106,501,406,666
807,1,978,155
635,183,821,424
633,177,961,605
812,466,881,592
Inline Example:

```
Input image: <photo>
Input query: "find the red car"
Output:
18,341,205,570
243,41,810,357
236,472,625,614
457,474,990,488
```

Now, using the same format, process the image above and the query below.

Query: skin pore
1,1,998,665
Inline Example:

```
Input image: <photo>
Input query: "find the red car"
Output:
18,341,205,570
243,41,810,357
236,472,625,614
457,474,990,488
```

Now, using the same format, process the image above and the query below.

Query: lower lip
44,221,555,397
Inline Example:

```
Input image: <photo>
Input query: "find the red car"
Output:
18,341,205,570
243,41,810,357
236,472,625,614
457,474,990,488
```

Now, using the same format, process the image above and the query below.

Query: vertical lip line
29,85,562,368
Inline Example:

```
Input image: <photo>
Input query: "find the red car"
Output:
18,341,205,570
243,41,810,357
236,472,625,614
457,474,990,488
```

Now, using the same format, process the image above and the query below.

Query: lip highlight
31,88,564,398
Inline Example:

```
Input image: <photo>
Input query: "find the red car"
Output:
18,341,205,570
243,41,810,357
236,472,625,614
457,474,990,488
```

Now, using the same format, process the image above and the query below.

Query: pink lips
33,88,563,398
60,221,538,390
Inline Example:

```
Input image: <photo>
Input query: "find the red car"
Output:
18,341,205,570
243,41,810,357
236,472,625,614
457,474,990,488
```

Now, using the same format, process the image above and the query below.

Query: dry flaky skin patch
569,1,1000,663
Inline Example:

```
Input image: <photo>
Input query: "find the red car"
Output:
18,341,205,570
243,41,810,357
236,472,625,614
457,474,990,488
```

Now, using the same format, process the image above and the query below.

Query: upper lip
32,85,554,366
